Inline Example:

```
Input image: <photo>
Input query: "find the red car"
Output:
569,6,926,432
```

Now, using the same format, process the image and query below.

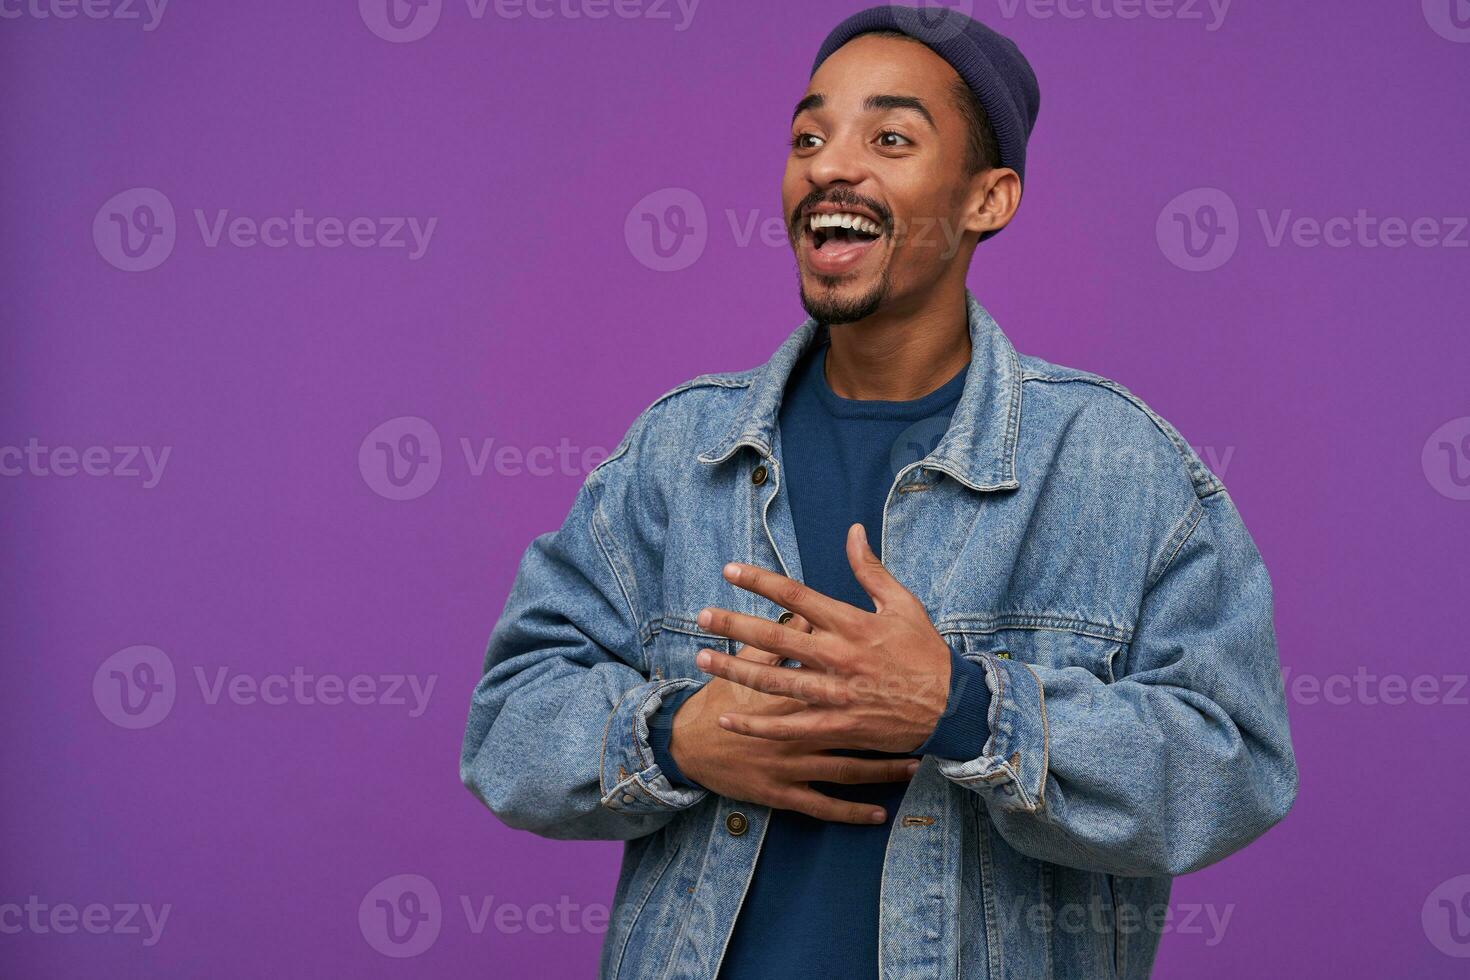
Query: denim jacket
460,292,1298,979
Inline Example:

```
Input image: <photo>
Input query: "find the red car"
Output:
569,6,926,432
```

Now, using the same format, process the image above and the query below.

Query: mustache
789,188,892,233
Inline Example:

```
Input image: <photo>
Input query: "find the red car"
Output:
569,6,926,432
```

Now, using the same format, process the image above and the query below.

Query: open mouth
810,212,884,248
803,210,886,274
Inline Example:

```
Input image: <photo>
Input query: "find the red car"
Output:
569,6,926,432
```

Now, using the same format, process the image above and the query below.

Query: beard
797,264,894,326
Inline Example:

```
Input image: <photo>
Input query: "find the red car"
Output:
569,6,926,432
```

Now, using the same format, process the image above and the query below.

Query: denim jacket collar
696,289,1023,492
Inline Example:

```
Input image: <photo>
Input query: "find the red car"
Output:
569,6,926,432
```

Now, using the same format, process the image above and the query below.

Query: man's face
784,33,980,325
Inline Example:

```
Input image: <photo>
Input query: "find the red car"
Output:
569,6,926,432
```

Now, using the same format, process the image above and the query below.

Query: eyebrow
791,93,937,129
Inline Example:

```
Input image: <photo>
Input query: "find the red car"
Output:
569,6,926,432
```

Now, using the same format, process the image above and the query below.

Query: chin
798,268,893,326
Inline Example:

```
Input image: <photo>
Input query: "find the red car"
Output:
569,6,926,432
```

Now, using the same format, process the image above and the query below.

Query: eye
790,132,824,150
876,130,912,148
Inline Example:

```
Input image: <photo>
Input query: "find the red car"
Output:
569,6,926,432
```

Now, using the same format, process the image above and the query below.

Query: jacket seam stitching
1020,659,1050,809
630,682,667,774
1145,501,1206,593
588,375,752,481
1020,373,1223,499
600,685,637,801
938,615,1133,645
587,477,652,672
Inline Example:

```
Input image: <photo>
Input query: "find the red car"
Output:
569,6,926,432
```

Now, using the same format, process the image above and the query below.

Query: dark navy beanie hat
811,5,1041,240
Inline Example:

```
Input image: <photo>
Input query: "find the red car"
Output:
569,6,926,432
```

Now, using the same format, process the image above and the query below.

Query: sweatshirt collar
696,290,1022,492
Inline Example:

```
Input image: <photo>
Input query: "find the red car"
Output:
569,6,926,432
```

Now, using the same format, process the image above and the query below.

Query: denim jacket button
751,465,768,486
725,811,749,836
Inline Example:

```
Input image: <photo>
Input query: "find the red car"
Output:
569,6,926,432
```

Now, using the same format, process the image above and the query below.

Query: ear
961,167,1022,239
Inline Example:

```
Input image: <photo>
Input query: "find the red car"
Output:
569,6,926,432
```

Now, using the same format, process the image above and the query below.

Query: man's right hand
667,615,917,825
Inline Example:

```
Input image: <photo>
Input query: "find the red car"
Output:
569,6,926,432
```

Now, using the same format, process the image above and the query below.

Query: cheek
780,164,805,214
893,196,962,260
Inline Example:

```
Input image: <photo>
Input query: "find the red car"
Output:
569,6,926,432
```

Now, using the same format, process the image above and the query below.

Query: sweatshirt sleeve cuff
647,685,703,789
918,650,992,761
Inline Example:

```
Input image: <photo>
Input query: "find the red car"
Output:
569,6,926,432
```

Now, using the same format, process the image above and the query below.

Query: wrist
917,651,992,761
649,684,705,789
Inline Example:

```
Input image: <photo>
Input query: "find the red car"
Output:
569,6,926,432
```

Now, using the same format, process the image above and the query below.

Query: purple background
4,0,1469,976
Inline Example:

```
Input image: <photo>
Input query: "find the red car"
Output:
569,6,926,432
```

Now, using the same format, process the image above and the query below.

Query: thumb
846,523,908,614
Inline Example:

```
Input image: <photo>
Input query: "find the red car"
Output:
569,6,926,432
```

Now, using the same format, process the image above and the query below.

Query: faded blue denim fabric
460,291,1298,979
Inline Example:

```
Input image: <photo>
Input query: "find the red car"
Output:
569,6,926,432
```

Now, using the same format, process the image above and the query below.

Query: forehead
804,33,962,103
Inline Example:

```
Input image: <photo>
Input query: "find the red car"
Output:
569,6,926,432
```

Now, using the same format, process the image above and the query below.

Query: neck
822,282,972,401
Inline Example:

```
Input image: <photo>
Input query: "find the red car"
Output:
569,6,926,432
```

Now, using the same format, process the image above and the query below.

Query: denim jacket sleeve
935,488,1299,877
459,430,708,841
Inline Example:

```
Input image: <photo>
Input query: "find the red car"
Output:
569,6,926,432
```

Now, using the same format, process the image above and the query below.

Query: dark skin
668,35,1023,825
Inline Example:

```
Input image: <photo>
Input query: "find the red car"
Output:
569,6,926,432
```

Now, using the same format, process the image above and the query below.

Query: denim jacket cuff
599,677,709,814
935,652,1049,814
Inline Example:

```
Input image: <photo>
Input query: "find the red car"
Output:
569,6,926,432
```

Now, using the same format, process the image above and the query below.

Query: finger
720,562,851,631
782,613,814,633
732,609,811,665
717,709,849,743
763,613,813,668
697,606,833,668
806,755,920,785
696,650,847,706
714,664,806,712
734,643,784,666
845,523,914,614
780,787,888,825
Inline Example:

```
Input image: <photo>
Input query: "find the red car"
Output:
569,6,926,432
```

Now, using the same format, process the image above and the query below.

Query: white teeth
807,212,882,236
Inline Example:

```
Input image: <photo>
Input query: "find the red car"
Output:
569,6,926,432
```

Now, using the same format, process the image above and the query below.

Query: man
460,6,1297,978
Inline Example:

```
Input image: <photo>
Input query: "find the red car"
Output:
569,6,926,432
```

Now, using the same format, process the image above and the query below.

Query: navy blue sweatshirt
650,337,991,978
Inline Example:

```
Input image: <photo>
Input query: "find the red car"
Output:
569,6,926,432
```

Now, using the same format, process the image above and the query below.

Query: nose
803,130,872,191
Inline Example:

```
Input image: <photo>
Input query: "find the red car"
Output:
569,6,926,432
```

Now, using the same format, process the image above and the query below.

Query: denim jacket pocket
648,620,734,683
955,621,1126,683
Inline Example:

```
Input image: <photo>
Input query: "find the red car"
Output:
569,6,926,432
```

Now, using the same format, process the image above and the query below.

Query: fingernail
696,650,712,669
869,809,887,824
697,608,711,628
723,563,741,581
717,715,731,728
906,760,921,775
